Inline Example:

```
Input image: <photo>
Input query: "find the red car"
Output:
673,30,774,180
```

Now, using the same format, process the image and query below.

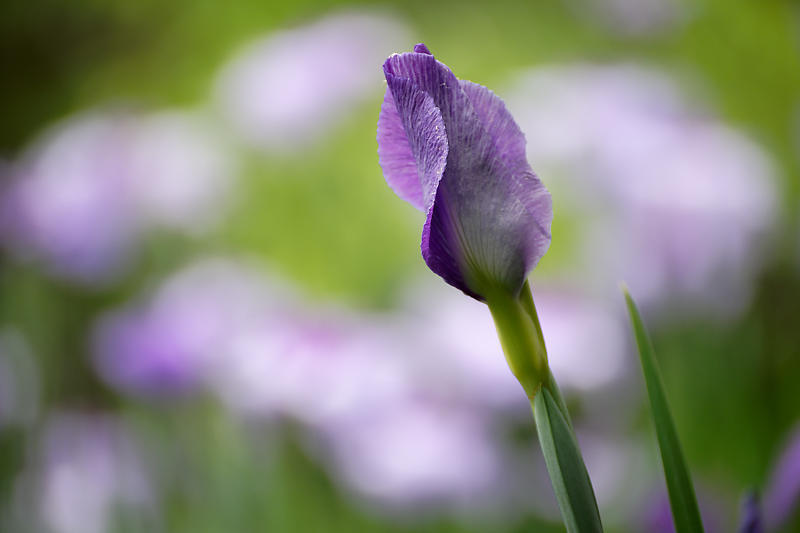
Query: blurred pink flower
214,11,410,151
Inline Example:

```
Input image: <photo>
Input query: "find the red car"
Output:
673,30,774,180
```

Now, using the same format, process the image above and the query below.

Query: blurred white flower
566,0,688,36
127,112,233,233
537,290,628,390
506,65,779,316
1,111,235,283
33,413,156,533
214,10,411,151
577,432,650,511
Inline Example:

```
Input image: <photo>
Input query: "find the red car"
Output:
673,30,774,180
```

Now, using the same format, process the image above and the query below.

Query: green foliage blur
1,0,799,532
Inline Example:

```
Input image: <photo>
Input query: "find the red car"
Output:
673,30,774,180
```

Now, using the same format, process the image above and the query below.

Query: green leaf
623,288,705,533
533,387,603,533
545,369,574,430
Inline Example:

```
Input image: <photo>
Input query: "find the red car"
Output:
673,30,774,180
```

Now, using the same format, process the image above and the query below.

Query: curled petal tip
413,43,433,55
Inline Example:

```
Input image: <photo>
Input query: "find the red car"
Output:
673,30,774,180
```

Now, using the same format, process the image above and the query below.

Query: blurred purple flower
645,494,679,533
93,258,274,398
738,492,764,533
398,284,523,408
506,65,778,316
320,398,500,506
643,487,724,533
400,281,627,406
212,313,413,424
764,425,800,530
1,111,234,284
94,258,522,507
93,256,411,417
378,44,552,300
0,115,139,281
93,309,210,398
215,11,410,151
92,257,629,511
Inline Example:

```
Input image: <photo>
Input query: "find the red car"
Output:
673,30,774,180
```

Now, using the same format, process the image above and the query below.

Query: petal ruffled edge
377,89,425,210
413,43,432,55
381,74,449,212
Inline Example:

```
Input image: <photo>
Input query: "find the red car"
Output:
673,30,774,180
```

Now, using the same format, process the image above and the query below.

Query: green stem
486,284,547,398
519,281,574,427
487,282,603,533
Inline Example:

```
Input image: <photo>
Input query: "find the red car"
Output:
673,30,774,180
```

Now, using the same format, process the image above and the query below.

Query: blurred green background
1,0,799,532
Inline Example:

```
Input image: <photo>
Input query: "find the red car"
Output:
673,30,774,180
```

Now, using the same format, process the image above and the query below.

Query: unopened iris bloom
377,43,552,302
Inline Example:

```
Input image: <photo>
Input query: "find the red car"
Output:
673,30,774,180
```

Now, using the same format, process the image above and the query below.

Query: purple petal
383,50,472,151
455,79,553,282
413,43,432,55
460,80,528,174
423,197,479,298
376,84,447,211
381,47,552,298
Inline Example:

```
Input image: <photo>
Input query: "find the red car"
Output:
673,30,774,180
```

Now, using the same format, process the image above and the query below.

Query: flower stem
487,282,603,533
486,284,548,398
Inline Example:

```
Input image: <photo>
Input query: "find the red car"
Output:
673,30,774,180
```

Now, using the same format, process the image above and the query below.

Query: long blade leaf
623,288,705,533
533,386,603,533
